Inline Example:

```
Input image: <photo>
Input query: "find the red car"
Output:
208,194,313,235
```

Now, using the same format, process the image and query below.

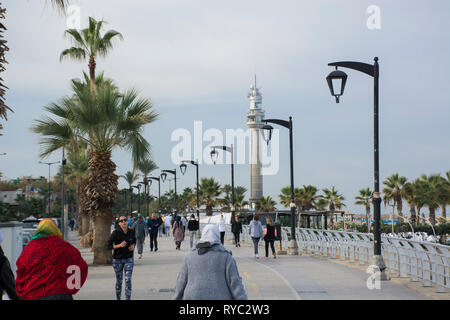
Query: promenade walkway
69,230,429,300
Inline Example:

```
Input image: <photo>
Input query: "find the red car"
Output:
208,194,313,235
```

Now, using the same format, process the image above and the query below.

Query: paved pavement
69,230,429,300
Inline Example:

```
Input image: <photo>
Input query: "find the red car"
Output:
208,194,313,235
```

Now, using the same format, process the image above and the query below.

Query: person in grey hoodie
131,213,146,259
173,224,248,300
249,215,264,259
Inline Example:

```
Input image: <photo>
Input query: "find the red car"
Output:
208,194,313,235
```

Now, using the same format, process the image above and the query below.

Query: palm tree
120,169,140,215
298,185,320,210
60,17,123,93
420,174,442,225
322,186,346,229
256,196,276,213
279,186,302,213
355,188,373,232
198,177,221,216
218,184,233,210
438,171,450,219
382,174,407,217
31,78,158,264
402,182,419,225
137,158,158,215
234,186,248,211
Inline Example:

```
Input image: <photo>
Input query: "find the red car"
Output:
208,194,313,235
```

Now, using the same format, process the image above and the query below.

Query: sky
1,0,449,217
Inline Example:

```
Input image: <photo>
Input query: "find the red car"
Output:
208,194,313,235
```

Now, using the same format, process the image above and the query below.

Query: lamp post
139,181,147,216
161,169,177,215
261,117,298,255
180,159,201,237
210,145,235,223
61,147,67,240
149,177,161,212
39,160,59,215
326,56,387,279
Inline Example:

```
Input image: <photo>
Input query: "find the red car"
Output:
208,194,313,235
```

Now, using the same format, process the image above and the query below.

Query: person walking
0,230,19,300
264,217,277,259
158,214,164,237
173,224,248,300
187,214,199,249
108,216,136,300
249,215,264,259
15,219,88,300
147,213,160,252
217,213,226,245
231,215,242,247
181,214,188,232
131,213,146,259
164,214,172,237
172,215,185,250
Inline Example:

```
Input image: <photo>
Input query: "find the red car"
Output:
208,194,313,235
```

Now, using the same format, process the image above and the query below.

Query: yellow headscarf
32,218,62,240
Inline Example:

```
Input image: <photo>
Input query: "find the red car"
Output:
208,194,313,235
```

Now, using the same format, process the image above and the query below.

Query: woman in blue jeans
248,215,264,259
108,216,136,300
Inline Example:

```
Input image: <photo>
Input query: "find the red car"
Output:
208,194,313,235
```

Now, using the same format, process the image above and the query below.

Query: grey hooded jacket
173,243,248,300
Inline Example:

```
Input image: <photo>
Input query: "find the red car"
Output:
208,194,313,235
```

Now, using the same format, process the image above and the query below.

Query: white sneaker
255,254,259,259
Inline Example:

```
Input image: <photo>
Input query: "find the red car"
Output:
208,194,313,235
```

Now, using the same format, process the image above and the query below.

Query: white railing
200,223,450,293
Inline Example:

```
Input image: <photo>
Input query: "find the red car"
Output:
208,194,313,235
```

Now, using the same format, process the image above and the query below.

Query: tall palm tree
234,186,248,211
355,188,373,232
298,185,320,210
198,177,221,216
322,186,346,229
402,182,419,225
382,173,407,218
420,174,442,225
32,78,158,264
60,17,123,93
438,171,450,219
137,158,158,215
279,186,302,213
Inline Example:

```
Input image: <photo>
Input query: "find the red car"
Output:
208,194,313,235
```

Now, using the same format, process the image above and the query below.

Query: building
0,188,23,205
246,75,265,205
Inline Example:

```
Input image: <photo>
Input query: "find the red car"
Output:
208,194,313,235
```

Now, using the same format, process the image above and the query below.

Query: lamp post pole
326,57,387,279
61,147,67,240
181,160,201,238
261,117,298,255
161,169,178,216
39,160,59,215
149,177,161,212
210,145,235,223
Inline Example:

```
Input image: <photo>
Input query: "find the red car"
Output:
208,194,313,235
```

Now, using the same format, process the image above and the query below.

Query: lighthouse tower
247,75,265,205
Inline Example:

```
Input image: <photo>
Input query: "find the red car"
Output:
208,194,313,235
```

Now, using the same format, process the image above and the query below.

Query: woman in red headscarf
15,218,88,300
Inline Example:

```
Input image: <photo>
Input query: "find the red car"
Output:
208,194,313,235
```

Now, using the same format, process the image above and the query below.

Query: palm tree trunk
429,207,436,226
88,56,96,93
410,205,416,226
92,212,113,265
441,205,447,219
397,197,403,217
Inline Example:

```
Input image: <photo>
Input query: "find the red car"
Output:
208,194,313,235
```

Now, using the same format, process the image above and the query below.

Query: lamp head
326,67,348,103
180,163,187,175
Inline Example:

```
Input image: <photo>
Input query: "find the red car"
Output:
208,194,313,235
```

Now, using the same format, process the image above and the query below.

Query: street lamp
210,145,235,223
180,159,201,237
139,181,147,216
261,116,298,255
39,160,59,215
149,177,161,212
161,169,178,215
326,57,387,279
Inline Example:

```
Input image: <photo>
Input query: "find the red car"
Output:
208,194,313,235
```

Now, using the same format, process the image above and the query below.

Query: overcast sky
1,0,449,216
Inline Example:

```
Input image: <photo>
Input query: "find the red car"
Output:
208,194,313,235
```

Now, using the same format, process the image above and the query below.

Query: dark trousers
220,232,225,245
233,232,240,244
150,233,158,251
265,240,275,257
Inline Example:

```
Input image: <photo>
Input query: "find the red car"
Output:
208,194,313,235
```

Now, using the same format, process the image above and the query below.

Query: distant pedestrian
173,224,248,300
164,214,172,237
264,217,277,259
147,213,161,252
181,215,188,231
158,215,164,236
69,219,75,231
0,230,19,300
231,215,242,247
172,216,185,250
16,219,88,300
108,216,136,300
132,213,146,259
187,214,199,249
217,213,226,245
249,215,264,259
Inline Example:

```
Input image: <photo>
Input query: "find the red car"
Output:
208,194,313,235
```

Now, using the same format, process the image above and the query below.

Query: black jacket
187,220,199,231
231,220,242,233
0,247,19,300
107,228,136,260
264,224,276,241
